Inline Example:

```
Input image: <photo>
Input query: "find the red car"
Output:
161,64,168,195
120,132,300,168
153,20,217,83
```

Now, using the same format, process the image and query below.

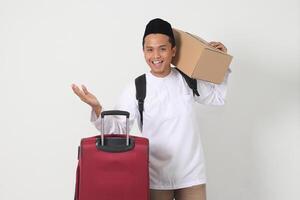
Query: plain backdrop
0,0,299,199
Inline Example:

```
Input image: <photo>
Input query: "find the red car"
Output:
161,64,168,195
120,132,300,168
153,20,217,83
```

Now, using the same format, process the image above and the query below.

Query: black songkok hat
142,18,176,47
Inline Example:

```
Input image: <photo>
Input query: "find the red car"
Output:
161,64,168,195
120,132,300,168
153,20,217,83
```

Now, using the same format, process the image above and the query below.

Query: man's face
143,33,176,77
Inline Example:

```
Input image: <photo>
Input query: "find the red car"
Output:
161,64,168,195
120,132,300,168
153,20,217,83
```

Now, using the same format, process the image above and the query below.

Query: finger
215,45,227,52
81,85,89,95
210,43,221,49
72,84,85,98
209,41,217,44
209,41,226,50
209,41,218,46
209,41,224,46
71,84,79,93
215,43,226,49
215,44,224,49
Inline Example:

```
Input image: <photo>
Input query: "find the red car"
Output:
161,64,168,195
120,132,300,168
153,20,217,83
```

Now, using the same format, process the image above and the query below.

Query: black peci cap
142,18,176,47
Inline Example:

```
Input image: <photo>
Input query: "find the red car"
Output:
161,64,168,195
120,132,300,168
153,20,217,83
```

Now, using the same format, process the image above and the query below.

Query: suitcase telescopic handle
100,110,130,146
101,110,130,118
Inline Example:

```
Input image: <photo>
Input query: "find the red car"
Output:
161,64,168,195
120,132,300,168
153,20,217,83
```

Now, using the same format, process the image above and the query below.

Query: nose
154,49,161,59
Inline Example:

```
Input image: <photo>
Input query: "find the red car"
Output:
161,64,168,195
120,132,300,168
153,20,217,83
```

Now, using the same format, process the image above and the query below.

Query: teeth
153,60,162,64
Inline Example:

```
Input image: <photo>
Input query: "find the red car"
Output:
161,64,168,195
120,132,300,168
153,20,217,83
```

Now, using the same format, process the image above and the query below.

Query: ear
172,46,176,57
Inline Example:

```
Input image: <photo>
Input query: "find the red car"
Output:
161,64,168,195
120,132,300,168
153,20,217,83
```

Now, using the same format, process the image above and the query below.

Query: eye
146,48,153,52
160,47,167,51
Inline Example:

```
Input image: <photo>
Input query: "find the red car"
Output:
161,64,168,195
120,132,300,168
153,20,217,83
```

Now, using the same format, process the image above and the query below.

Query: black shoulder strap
135,74,146,128
135,69,199,129
175,68,200,96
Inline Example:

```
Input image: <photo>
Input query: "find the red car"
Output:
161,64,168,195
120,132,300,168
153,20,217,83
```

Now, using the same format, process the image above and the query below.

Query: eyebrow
145,45,168,48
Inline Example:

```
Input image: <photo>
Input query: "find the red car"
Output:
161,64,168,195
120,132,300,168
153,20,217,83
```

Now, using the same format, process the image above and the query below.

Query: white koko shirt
91,67,230,190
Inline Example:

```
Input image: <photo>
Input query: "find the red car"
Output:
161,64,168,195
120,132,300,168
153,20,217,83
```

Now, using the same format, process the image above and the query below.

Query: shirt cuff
90,108,102,123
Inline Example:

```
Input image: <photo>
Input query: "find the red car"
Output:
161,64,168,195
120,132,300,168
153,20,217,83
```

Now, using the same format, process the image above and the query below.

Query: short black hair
142,18,176,48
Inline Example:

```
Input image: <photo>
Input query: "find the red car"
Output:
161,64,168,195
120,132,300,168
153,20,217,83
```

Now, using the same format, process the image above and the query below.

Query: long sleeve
90,82,140,134
194,69,231,105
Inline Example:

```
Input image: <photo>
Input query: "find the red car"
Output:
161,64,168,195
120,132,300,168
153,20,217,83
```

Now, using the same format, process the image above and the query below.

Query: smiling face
143,33,176,77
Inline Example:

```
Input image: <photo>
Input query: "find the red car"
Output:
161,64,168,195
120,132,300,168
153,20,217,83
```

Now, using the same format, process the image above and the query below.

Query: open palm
71,84,100,108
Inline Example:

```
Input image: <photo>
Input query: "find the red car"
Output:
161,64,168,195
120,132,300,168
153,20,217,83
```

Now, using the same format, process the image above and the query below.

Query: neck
150,67,172,78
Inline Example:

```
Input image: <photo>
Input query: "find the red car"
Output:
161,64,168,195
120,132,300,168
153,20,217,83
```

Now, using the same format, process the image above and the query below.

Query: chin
151,68,164,73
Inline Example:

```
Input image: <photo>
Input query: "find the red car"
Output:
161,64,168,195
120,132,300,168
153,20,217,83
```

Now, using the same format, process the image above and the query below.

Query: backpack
135,68,200,127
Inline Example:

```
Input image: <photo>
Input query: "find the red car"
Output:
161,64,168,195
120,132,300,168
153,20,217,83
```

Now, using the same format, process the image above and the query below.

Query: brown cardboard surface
172,28,233,84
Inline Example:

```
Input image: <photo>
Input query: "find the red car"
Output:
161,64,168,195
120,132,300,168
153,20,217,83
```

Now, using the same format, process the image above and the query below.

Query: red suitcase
74,110,149,200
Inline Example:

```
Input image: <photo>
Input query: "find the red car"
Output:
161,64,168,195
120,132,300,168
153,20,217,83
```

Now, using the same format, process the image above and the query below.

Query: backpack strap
135,69,199,129
174,68,200,97
135,74,146,128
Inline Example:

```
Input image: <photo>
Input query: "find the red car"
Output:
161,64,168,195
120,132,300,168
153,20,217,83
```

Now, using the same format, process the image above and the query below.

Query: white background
0,0,299,199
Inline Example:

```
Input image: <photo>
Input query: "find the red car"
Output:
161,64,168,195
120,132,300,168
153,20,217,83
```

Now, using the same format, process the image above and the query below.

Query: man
72,18,230,200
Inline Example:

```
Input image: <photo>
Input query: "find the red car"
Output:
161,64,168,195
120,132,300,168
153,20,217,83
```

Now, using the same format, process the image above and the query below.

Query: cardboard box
172,28,233,84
